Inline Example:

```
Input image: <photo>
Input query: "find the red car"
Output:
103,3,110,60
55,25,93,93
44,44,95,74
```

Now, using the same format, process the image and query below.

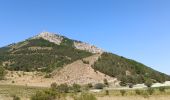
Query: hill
92,52,170,84
0,32,100,72
0,54,117,87
0,32,170,85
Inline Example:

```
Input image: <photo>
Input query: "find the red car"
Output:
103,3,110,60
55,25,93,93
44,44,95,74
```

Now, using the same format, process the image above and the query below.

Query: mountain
0,32,102,72
0,32,170,85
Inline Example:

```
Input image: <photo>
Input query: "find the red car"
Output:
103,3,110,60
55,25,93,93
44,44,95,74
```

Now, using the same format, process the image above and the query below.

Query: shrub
84,83,93,90
103,79,109,86
128,83,134,88
145,79,153,87
51,82,57,90
18,74,21,77
119,82,127,87
82,59,90,64
135,89,142,95
74,92,97,100
72,83,81,93
0,66,6,80
87,83,93,88
120,90,126,96
147,88,154,95
22,72,26,76
159,87,165,92
31,90,57,100
12,81,15,83
13,95,20,100
119,80,127,87
105,90,109,95
142,91,149,98
57,83,69,93
44,74,52,78
94,83,105,89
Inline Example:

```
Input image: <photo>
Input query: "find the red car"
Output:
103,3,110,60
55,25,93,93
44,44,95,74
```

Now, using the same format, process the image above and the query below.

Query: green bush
120,90,126,96
31,90,57,100
147,88,154,95
44,74,52,78
103,79,109,86
13,95,20,100
82,59,90,64
94,83,105,89
135,89,142,95
119,81,127,87
51,82,57,90
72,83,81,93
56,83,69,93
74,92,97,100
159,87,165,92
12,80,15,83
145,79,153,87
128,83,134,88
105,90,109,95
0,66,6,80
87,83,93,88
142,91,149,98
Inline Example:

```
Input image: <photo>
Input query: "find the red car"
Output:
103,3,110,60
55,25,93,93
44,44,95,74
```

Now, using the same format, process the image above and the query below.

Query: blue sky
0,0,170,75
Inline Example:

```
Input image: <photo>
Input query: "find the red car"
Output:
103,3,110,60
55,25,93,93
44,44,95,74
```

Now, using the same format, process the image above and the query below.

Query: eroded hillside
0,54,117,87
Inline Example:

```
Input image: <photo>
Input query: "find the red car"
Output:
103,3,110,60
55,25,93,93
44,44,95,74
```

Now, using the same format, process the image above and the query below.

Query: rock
34,32,63,45
74,42,103,54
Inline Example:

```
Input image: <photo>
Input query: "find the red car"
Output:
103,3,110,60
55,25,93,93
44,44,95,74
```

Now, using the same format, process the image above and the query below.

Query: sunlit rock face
74,42,103,54
35,32,63,45
34,32,103,53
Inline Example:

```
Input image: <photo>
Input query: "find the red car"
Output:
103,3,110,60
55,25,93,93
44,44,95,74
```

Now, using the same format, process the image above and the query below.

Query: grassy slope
0,37,92,72
93,52,170,84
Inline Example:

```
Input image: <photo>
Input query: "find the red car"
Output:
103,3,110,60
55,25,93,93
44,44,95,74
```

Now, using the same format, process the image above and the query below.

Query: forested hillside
93,52,170,84
0,37,92,72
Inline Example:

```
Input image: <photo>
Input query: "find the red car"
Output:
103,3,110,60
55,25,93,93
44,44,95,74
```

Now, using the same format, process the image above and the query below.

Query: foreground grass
95,87,170,96
0,84,170,100
97,95,170,100
0,84,47,98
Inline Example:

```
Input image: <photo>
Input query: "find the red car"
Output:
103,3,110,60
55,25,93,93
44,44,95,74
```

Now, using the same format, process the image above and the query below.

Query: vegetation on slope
93,52,170,84
0,37,92,72
0,66,6,80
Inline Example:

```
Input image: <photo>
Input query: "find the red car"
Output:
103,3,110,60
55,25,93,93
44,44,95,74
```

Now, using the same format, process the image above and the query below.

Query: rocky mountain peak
33,32,103,53
35,32,63,45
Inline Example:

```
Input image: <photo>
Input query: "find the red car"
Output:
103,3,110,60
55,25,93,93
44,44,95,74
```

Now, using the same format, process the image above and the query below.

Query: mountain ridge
32,32,103,54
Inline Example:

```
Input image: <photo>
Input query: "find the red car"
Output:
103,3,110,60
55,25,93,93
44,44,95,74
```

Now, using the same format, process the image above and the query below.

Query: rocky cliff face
34,32,63,45
33,32,103,54
74,42,103,54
